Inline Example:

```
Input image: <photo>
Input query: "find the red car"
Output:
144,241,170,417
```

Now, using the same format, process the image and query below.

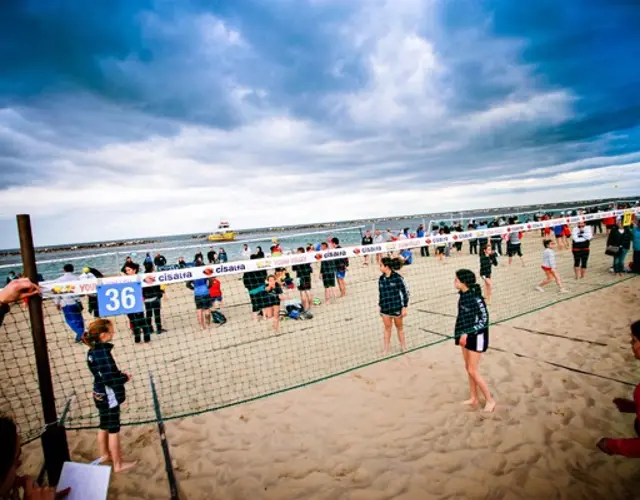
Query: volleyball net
1,207,638,442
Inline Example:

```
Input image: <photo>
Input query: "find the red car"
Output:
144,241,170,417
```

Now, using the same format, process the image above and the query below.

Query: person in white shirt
53,264,86,341
571,222,593,279
373,229,385,264
241,244,251,260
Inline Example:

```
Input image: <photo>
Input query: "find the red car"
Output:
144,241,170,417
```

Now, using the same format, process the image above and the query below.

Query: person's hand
18,476,71,499
0,278,40,305
377,306,381,313
401,308,407,318
613,397,636,413
596,438,613,455
124,373,132,382
459,335,467,347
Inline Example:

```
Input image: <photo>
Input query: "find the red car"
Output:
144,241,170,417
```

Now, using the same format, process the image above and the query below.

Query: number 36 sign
97,282,144,317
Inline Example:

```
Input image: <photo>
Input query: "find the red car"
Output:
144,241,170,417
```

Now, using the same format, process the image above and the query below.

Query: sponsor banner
37,207,640,297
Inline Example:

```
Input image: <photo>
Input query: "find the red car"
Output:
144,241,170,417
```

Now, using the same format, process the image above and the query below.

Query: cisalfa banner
38,208,637,297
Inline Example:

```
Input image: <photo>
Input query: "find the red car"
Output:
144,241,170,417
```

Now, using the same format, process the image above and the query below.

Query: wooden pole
17,214,70,485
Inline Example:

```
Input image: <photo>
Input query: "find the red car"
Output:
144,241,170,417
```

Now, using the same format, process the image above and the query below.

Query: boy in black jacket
320,242,338,305
143,262,166,333
292,247,313,312
331,237,349,297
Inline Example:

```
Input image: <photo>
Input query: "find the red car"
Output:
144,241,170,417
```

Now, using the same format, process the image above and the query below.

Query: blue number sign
97,282,144,317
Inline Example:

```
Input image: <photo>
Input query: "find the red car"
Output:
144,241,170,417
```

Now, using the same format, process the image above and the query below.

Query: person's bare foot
484,400,497,413
114,461,137,473
98,455,111,464
461,399,478,407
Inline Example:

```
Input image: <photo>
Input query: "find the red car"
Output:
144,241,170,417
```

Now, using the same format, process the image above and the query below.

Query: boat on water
208,220,237,242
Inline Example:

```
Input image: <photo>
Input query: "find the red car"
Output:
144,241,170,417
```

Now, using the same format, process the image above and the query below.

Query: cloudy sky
1,0,639,247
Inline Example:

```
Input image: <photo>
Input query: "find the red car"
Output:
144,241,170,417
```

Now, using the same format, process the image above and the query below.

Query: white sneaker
535,286,544,292
559,288,569,294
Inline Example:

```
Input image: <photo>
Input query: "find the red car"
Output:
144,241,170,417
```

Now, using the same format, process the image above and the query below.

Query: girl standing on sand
263,275,285,332
454,269,496,413
479,244,498,305
378,257,409,355
536,240,568,293
83,319,137,472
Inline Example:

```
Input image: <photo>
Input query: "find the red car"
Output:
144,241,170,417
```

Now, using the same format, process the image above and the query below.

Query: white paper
56,462,111,500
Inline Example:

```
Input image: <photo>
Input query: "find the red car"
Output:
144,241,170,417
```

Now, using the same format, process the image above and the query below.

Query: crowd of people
20,208,640,349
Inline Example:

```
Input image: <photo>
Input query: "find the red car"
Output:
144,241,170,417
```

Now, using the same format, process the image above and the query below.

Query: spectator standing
53,264,86,342
122,263,152,343
143,262,166,333
219,248,228,263
607,218,632,276
154,253,167,268
361,230,373,266
632,220,640,273
468,223,478,255
417,224,429,257
241,244,251,260
207,247,216,264
490,221,503,255
571,221,592,279
374,229,385,264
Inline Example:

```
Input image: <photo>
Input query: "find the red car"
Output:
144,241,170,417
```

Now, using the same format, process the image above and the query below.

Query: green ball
313,298,322,305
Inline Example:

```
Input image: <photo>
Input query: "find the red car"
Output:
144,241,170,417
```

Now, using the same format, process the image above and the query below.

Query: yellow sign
623,211,633,226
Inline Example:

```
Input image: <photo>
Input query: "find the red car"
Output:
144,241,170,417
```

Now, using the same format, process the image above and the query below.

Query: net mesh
0,211,636,442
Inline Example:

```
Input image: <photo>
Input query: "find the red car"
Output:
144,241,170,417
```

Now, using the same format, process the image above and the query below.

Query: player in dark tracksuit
83,318,136,472
479,246,498,305
320,242,338,304
293,247,314,312
122,263,152,343
454,269,495,413
378,257,410,355
243,256,268,321
143,262,165,334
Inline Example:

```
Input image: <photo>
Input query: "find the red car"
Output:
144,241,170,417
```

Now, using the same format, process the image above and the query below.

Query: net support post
17,214,70,485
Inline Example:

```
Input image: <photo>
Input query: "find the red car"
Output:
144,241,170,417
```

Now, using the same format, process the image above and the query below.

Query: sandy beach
8,230,640,499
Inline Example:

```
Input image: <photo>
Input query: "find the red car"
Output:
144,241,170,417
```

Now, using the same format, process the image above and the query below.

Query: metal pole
17,214,70,486
150,372,180,500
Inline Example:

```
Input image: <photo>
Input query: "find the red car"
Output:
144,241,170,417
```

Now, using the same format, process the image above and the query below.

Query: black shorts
380,310,402,318
480,274,491,280
298,278,312,291
195,295,212,310
323,274,336,288
263,296,280,309
455,330,489,353
573,252,589,269
507,243,522,257
436,247,446,255
99,405,121,434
